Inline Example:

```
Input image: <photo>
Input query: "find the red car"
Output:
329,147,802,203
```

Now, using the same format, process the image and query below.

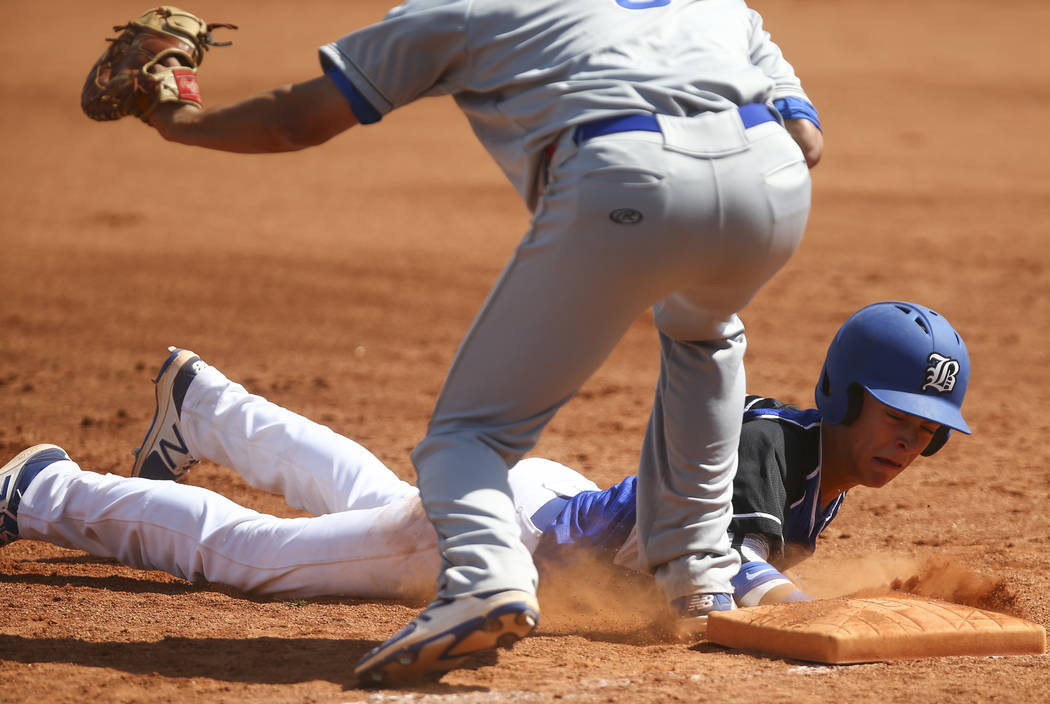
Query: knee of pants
652,297,748,344
411,426,534,476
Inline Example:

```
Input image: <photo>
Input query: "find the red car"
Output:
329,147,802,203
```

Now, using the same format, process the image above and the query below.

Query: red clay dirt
2,1,1048,702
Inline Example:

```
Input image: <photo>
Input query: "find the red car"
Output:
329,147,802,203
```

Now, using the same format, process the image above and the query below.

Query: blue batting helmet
815,301,970,456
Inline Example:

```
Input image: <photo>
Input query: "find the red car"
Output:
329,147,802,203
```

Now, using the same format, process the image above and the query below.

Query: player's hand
784,118,823,169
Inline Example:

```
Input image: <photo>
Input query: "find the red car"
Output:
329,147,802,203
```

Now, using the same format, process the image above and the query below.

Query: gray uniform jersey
320,0,811,208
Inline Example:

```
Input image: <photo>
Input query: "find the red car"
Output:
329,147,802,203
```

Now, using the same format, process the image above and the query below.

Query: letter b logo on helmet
922,353,960,393
815,301,970,456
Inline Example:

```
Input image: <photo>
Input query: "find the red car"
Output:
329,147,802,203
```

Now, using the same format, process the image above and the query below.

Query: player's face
841,395,939,488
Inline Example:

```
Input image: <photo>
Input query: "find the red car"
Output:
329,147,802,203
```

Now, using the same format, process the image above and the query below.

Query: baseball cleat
672,592,736,639
131,346,208,481
353,589,540,686
1,444,70,546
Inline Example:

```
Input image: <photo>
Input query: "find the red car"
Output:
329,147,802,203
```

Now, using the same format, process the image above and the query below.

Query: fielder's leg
354,131,685,685
635,326,746,634
634,112,811,634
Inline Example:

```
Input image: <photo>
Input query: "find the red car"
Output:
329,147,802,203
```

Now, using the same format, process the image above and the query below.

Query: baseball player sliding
80,0,825,683
2,301,970,658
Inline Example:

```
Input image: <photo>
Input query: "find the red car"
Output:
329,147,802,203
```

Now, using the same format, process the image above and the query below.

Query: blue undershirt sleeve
322,65,383,124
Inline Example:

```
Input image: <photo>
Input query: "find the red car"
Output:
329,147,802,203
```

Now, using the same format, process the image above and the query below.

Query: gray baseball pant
412,107,811,603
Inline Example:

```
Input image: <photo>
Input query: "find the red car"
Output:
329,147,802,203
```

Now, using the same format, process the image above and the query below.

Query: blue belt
575,102,777,144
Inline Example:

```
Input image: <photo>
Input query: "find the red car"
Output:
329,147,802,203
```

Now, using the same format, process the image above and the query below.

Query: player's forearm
151,77,358,153
151,100,294,153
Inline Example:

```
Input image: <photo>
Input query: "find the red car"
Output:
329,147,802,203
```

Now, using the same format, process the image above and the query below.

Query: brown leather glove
81,6,236,122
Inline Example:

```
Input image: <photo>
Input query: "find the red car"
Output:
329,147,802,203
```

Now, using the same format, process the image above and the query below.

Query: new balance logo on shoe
131,347,207,482
158,424,192,470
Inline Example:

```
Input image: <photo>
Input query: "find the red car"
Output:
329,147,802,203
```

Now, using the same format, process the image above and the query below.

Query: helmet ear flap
921,427,951,456
840,384,864,425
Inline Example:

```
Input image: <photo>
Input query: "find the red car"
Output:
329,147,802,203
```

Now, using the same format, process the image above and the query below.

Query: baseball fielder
2,302,970,648
85,0,825,682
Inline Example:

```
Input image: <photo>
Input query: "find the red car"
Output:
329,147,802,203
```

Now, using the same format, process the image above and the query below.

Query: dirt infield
2,1,1048,701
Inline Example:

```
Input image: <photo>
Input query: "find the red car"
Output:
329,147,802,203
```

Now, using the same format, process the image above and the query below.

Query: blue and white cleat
131,346,208,481
672,592,736,639
353,589,540,685
1,444,70,546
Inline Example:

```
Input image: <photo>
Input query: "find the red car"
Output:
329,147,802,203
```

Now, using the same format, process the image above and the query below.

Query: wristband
731,561,794,607
773,96,822,131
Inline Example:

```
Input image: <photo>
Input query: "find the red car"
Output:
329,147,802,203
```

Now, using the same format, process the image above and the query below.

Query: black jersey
731,395,844,568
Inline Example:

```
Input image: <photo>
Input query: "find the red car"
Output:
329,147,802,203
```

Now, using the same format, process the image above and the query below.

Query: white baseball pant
16,365,598,599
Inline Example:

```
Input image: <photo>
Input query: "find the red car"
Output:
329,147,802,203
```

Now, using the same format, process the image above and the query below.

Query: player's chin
864,459,905,487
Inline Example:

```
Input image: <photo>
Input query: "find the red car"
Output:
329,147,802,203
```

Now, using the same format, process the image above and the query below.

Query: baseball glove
81,6,236,122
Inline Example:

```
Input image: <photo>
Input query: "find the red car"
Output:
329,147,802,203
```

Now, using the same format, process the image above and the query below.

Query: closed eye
886,411,937,437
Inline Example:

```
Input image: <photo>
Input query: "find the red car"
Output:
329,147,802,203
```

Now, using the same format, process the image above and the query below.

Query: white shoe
672,592,736,639
1,444,69,545
131,347,208,481
353,589,540,685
